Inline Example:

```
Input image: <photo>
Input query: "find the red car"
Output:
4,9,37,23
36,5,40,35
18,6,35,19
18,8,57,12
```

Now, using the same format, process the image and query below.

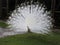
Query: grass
0,21,9,28
0,33,60,45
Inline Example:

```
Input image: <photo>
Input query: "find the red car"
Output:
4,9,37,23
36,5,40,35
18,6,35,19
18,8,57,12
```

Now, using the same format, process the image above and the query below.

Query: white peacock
7,1,53,34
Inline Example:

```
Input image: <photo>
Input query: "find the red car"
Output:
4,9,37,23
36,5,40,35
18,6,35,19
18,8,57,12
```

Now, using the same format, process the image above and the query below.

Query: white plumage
7,1,53,34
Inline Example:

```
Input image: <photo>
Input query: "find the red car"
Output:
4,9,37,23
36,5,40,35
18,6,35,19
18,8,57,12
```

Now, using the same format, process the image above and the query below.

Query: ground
0,33,60,45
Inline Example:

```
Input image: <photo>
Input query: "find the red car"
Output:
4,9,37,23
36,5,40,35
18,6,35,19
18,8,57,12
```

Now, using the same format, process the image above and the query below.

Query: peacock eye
7,1,53,34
